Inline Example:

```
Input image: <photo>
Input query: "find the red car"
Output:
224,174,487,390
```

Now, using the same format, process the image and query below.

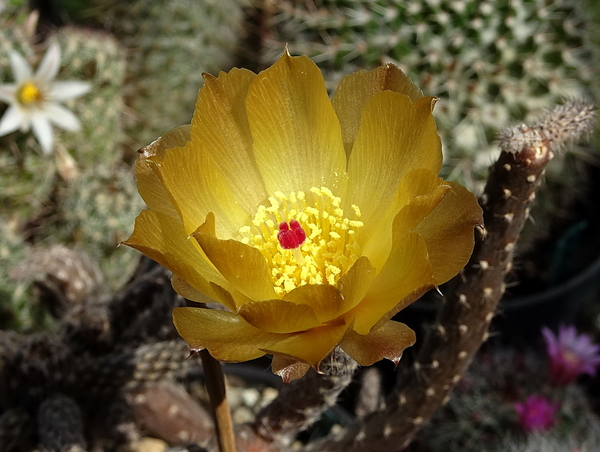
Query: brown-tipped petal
271,355,312,384
263,322,350,370
413,181,483,284
282,284,345,324
139,124,191,158
135,157,180,219
123,210,230,308
173,307,288,362
341,321,416,367
349,233,435,335
347,93,442,233
238,299,321,333
194,232,278,304
332,64,424,154
246,51,348,196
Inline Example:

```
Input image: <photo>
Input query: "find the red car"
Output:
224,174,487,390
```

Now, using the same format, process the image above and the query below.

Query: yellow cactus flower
124,52,483,382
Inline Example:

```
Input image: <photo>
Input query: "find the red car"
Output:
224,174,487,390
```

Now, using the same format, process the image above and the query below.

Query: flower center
561,350,582,369
239,186,364,295
18,81,43,106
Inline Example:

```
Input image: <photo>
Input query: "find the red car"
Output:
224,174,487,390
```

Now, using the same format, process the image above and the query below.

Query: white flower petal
9,51,33,82
31,114,54,154
49,81,91,101
35,43,61,82
45,103,81,131
0,84,17,104
0,105,27,136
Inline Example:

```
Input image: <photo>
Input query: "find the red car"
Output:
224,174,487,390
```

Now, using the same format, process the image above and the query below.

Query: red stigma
277,220,306,249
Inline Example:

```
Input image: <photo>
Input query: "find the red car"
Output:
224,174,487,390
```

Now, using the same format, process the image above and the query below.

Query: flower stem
199,349,236,452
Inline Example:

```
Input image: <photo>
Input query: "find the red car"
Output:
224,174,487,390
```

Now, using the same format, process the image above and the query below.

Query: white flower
0,43,91,154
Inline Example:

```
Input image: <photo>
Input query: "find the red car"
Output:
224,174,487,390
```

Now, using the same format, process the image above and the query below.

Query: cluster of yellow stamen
239,186,364,295
18,81,43,106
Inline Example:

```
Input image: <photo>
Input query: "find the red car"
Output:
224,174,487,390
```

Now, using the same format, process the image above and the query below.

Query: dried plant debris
0,261,209,451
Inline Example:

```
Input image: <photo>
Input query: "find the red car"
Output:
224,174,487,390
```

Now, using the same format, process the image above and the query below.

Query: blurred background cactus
82,0,247,149
54,26,126,167
0,3,140,332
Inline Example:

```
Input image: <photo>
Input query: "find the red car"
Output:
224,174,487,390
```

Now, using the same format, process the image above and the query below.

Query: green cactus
265,0,599,192
0,217,62,332
0,10,138,329
88,0,247,149
54,163,144,291
54,26,126,168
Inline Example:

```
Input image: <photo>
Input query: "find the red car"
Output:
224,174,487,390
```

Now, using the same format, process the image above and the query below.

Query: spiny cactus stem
253,349,358,446
199,349,236,452
308,134,554,452
37,394,86,452
0,408,31,452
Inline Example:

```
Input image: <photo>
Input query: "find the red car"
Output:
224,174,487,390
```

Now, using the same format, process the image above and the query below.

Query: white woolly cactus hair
497,100,597,154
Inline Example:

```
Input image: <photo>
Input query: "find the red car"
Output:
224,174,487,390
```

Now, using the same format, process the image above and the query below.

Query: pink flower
542,325,600,386
514,395,559,432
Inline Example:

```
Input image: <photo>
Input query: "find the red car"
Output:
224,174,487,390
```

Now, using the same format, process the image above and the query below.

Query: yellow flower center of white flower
239,186,364,295
18,81,43,106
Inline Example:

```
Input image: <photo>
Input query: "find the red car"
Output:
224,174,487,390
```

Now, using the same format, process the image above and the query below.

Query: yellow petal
262,321,350,369
139,124,191,159
246,51,348,195
171,275,213,304
395,168,453,208
271,355,311,384
412,181,483,284
134,157,180,219
347,92,442,231
237,299,320,333
160,141,250,238
332,64,423,154
191,69,267,214
193,231,278,304
210,282,254,312
360,169,451,271
173,307,288,362
279,260,376,325
388,179,452,243
123,210,231,309
341,321,416,366
282,284,345,324
336,256,377,315
349,233,435,335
